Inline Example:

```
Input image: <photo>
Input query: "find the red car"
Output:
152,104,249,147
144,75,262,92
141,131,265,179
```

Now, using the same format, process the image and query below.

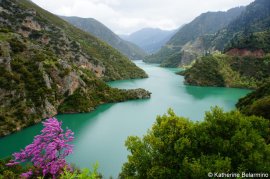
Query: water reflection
184,85,251,100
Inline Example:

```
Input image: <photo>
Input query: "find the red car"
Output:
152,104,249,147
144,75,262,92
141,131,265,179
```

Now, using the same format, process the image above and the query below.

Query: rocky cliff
0,0,150,136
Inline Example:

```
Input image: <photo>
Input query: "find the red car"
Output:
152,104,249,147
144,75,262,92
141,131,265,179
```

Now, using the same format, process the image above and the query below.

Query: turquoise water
0,61,250,178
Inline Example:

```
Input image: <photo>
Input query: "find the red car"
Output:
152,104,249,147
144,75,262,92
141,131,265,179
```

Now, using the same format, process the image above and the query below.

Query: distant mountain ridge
144,6,246,67
120,28,177,54
61,16,147,60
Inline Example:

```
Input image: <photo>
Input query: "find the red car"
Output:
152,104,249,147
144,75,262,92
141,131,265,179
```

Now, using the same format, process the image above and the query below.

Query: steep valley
0,0,270,178
144,6,245,67
61,16,147,61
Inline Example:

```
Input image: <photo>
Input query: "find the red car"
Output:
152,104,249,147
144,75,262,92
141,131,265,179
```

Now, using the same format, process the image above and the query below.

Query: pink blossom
21,170,33,178
6,117,74,178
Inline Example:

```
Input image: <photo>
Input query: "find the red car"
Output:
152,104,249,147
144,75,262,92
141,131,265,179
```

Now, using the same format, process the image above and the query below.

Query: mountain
0,0,150,136
120,28,177,54
181,0,270,89
217,0,270,52
144,7,245,67
61,16,147,60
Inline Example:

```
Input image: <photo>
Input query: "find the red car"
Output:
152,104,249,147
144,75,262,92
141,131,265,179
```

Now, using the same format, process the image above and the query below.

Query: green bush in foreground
120,107,270,179
60,163,101,179
0,159,101,179
0,157,30,179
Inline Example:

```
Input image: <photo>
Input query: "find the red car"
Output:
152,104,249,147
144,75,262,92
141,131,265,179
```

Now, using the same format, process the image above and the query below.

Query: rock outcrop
226,48,265,58
123,88,151,99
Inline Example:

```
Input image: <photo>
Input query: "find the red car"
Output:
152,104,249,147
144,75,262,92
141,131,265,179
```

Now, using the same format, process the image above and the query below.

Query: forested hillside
0,0,150,136
181,53,270,89
182,0,270,90
144,7,245,67
237,81,270,119
214,0,270,51
61,16,147,60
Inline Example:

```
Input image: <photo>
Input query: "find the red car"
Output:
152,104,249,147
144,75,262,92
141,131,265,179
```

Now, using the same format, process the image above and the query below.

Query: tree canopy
120,107,270,179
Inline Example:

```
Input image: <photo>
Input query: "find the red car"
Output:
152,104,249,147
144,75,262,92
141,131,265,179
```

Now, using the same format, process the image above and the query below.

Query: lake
0,61,250,178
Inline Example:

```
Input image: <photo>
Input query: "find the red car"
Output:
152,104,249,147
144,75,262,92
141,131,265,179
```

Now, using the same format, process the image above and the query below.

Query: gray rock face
43,99,57,118
0,0,149,137
123,88,151,99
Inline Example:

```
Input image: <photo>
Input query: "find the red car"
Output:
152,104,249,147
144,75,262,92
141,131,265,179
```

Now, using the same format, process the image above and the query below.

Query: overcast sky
31,0,254,35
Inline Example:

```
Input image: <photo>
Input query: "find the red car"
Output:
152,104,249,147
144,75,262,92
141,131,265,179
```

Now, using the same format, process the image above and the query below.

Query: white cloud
31,0,254,34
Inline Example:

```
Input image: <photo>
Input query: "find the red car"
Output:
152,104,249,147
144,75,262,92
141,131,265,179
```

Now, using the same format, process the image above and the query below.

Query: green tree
120,108,270,179
237,81,270,120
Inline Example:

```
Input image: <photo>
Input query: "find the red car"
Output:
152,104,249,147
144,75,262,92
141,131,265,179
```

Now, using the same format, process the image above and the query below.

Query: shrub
120,108,270,178
8,38,26,54
237,81,270,119
60,163,101,179
6,118,74,178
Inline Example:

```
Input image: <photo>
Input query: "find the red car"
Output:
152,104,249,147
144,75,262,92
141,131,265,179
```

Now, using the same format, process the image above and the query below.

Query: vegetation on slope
16,0,147,81
179,0,270,120
181,0,270,89
237,81,270,119
225,30,270,53
0,0,150,136
120,108,270,178
146,0,270,67
61,16,147,61
170,7,245,47
181,53,270,89
180,55,225,87
58,87,150,113
213,0,270,52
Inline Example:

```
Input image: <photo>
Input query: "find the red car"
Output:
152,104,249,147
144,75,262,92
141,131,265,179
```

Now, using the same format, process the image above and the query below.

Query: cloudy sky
31,0,254,34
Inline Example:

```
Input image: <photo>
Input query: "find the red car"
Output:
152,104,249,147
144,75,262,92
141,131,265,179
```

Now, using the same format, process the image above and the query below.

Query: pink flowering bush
7,117,74,178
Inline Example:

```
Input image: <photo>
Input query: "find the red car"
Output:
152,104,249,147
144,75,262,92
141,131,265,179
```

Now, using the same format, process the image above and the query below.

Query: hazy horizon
32,0,254,35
